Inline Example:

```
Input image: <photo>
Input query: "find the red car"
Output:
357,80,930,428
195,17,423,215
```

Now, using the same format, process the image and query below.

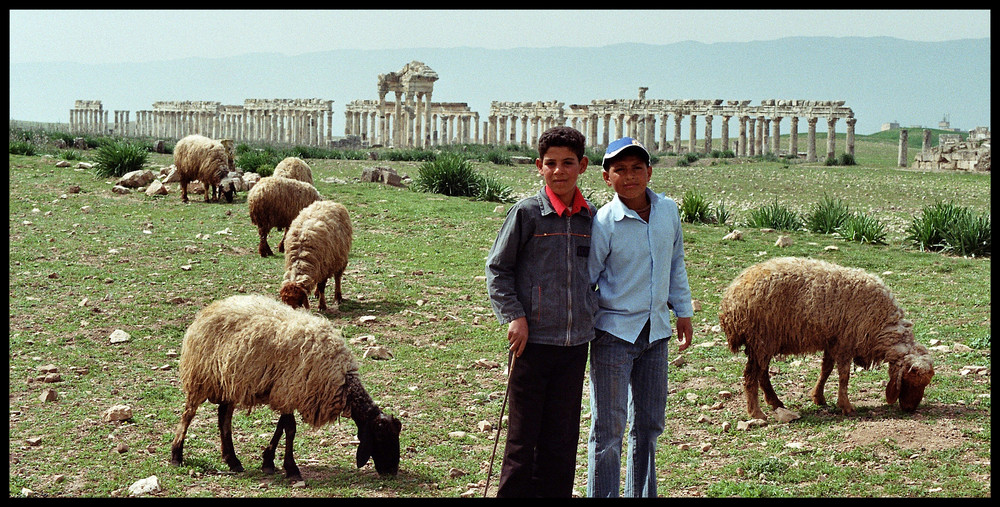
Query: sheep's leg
170,397,201,466
257,227,274,257
281,414,302,482
835,361,855,415
810,351,835,406
316,279,328,311
759,358,786,411
278,229,287,253
333,270,344,304
742,358,767,420
262,413,290,475
180,179,190,203
217,402,244,472
204,184,213,202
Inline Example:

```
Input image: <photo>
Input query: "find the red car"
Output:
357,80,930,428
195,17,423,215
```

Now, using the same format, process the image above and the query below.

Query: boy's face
536,146,588,205
603,154,651,203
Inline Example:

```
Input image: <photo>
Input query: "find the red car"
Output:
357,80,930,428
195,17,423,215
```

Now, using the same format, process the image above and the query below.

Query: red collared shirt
545,185,588,217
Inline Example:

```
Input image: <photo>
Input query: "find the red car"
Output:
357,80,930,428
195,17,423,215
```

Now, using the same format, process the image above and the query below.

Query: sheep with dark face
169,294,401,480
719,257,934,420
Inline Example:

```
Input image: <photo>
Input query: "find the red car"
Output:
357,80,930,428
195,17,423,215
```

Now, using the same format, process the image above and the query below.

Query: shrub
837,212,887,244
713,200,731,225
824,156,839,166
805,195,852,234
939,209,991,257
838,153,857,166
9,140,36,156
92,140,148,178
237,147,281,176
412,153,480,197
680,189,712,223
906,202,969,251
676,152,700,167
484,149,513,166
474,173,515,203
744,200,803,231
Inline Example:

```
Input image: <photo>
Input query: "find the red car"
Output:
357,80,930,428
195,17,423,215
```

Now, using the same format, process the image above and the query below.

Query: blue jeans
587,321,669,497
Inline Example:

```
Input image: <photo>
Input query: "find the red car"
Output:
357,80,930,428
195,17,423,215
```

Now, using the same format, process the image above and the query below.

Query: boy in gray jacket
485,126,596,497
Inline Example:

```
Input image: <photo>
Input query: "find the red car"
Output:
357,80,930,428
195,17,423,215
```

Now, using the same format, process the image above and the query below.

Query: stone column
747,117,756,156
756,116,765,155
393,91,403,147
590,114,599,149
898,129,908,167
846,118,857,157
738,116,747,156
790,117,799,157
703,115,713,154
806,117,818,162
772,116,781,156
673,115,682,154
659,113,669,152
519,116,528,146
921,128,931,156
688,114,697,153
424,92,433,148
721,116,730,155
826,117,838,161
603,114,612,146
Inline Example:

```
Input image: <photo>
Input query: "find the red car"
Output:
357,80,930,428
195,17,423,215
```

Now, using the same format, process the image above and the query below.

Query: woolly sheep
173,134,233,203
169,294,402,480
247,176,322,257
719,257,934,420
273,156,314,185
279,201,353,311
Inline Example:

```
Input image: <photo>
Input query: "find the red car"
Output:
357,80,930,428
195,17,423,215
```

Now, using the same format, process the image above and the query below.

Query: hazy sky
9,9,991,65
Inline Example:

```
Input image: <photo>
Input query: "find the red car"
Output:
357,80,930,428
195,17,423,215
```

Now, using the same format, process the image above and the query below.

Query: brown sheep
273,156,314,185
169,294,402,481
719,257,934,420
246,176,322,257
279,201,352,311
173,134,232,203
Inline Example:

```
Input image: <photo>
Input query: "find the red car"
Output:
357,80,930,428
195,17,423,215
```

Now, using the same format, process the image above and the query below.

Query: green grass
8,129,991,498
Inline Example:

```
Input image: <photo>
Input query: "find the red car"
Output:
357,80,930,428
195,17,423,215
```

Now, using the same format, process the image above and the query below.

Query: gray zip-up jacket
485,187,597,347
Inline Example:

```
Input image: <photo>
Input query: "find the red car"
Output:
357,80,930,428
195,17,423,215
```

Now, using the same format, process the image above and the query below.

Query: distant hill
9,37,990,137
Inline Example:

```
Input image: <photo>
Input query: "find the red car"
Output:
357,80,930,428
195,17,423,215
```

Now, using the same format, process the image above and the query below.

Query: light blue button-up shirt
588,188,693,343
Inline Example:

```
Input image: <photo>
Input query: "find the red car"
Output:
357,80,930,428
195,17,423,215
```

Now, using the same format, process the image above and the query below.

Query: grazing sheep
273,156,314,185
280,201,353,311
247,176,322,257
169,294,402,480
719,257,934,420
174,134,232,203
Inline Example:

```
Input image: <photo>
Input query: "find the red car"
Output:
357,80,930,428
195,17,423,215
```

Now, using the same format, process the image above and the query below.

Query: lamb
173,134,233,203
247,176,322,257
279,201,353,311
169,294,401,480
273,156,314,185
718,256,934,420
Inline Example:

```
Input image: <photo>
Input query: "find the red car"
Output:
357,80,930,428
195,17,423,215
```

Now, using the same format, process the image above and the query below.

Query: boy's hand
508,317,529,357
675,317,693,352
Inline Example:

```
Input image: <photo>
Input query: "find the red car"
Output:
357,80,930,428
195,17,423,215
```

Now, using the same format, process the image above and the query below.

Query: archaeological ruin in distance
66,61,989,169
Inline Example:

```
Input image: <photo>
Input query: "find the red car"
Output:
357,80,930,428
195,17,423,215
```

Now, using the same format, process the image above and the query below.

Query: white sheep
173,134,233,203
169,294,402,480
273,156,314,185
246,176,322,257
279,201,353,311
719,256,934,420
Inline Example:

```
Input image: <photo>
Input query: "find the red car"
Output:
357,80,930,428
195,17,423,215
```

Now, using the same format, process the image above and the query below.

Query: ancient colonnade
69,99,335,146
344,99,479,148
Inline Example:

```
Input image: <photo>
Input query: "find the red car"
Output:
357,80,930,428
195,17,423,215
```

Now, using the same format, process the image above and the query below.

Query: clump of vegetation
412,153,513,203
680,189,712,223
906,202,991,257
9,139,36,156
805,195,852,234
744,200,802,231
838,212,888,244
713,200,731,225
676,152,701,167
92,139,148,177
236,145,282,176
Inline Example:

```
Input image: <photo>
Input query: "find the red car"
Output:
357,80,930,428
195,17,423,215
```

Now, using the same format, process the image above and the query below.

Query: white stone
109,329,130,343
128,476,160,496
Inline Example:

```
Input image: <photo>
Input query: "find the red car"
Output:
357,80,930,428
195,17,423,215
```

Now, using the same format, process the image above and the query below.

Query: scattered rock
493,205,505,213
128,476,160,496
26,437,43,446
109,329,130,344
55,160,71,167
721,421,732,432
145,179,168,196
103,404,133,423
722,230,743,240
39,388,58,402
670,354,685,367
358,315,378,324
362,345,394,360
449,467,467,478
774,407,801,423
824,245,839,251
474,359,500,369
448,431,467,439
477,420,493,432
775,235,792,247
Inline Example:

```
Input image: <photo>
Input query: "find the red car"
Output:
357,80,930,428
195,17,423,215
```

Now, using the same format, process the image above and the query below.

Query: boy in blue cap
486,126,597,497
586,137,693,497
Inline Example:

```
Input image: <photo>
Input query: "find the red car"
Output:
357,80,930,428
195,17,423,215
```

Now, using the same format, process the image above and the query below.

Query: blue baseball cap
602,137,650,169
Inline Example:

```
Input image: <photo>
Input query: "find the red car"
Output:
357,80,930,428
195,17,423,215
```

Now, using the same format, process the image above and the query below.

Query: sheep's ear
356,424,372,469
886,362,902,405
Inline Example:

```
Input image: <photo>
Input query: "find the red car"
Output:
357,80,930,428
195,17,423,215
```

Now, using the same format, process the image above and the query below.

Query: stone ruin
911,127,990,171
68,63,859,162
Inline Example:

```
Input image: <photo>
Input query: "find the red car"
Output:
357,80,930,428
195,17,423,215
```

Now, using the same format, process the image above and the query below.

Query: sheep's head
356,411,401,476
279,282,310,309
218,178,237,203
885,322,934,412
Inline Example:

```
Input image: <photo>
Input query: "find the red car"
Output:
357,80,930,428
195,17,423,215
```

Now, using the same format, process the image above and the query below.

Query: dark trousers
496,341,589,497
